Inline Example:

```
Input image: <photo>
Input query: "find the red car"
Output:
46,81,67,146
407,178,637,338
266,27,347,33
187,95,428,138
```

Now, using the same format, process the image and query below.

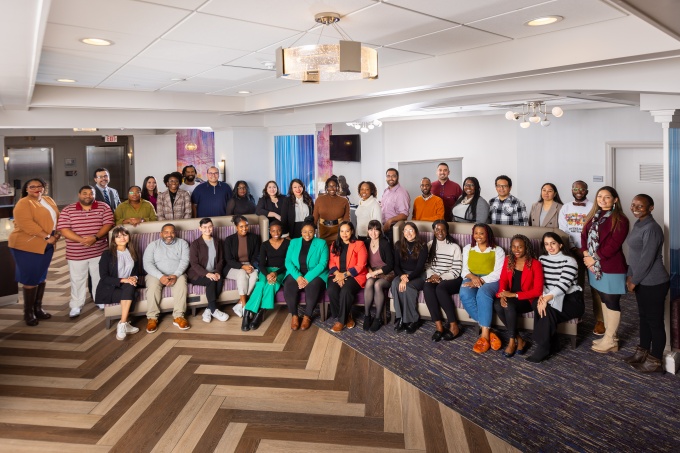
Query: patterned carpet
315,289,680,452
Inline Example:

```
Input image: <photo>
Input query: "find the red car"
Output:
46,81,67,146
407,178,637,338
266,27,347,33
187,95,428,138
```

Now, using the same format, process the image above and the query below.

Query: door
7,147,53,202
86,146,126,195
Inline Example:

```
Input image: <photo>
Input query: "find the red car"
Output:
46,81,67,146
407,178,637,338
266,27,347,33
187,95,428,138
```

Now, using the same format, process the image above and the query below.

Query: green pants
245,267,285,312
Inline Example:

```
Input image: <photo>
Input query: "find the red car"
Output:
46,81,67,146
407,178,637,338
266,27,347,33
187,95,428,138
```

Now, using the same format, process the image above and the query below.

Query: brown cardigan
8,196,60,254
188,236,224,281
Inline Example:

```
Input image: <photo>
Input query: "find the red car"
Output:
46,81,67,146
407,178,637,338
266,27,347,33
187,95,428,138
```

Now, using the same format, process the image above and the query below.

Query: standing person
412,177,445,222
188,218,229,324
529,183,564,228
558,181,604,335
624,195,670,373
191,166,233,218
327,221,368,332
141,176,158,210
243,221,290,331
93,168,121,211
488,175,528,226
8,178,60,326
391,222,428,334
283,221,329,330
431,162,462,222
313,177,350,246
114,185,157,226
423,220,463,342
362,220,394,332
226,180,257,216
180,165,202,195
452,177,489,224
283,178,314,239
493,235,544,358
256,180,284,225
460,224,506,354
223,215,260,322
144,223,191,333
355,181,382,240
581,186,629,354
96,226,141,340
527,232,584,363
381,168,410,240
157,172,192,220
57,185,114,317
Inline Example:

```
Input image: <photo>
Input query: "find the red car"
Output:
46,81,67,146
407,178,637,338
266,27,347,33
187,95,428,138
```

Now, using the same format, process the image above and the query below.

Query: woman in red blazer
493,234,544,358
327,221,368,333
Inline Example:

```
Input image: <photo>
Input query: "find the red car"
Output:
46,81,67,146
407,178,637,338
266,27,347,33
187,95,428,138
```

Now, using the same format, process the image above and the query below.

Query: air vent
639,163,663,183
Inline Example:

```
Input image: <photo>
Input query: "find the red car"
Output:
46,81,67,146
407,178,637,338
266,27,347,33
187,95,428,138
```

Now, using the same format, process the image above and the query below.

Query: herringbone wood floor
0,247,518,453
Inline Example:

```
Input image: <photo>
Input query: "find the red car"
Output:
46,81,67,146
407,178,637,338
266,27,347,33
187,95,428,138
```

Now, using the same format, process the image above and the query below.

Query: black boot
34,282,51,320
249,309,265,330
241,310,253,331
624,346,648,365
363,314,373,331
23,286,39,326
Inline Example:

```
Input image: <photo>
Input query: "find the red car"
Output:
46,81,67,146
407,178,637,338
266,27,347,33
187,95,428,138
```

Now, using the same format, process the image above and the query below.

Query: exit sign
104,135,118,143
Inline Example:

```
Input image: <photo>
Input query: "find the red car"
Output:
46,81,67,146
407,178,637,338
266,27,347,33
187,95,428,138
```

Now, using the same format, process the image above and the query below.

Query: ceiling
1,0,680,128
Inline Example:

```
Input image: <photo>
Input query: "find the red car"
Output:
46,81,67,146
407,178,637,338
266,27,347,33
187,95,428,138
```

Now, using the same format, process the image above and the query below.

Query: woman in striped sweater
527,232,584,362
423,220,463,342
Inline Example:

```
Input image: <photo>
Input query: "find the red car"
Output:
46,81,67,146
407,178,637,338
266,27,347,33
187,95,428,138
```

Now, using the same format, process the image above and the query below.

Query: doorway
7,147,53,203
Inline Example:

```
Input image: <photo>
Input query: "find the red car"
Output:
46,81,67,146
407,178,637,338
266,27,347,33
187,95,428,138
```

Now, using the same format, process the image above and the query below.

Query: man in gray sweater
144,223,191,333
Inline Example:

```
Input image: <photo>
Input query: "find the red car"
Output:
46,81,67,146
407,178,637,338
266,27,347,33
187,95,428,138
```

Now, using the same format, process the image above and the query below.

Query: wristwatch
44,235,51,240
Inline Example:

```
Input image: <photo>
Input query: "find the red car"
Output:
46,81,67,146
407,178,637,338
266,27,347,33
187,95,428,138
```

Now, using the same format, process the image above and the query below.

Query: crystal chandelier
276,13,378,83
346,119,382,133
505,101,563,128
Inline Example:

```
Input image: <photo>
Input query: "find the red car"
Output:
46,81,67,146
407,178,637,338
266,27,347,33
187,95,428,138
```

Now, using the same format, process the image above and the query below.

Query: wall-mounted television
329,134,361,162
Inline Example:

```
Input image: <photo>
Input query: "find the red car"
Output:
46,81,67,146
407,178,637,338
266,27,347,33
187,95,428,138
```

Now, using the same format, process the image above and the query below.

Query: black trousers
327,277,361,323
422,277,462,323
493,297,533,337
283,275,325,317
532,291,585,357
636,281,670,359
190,276,220,311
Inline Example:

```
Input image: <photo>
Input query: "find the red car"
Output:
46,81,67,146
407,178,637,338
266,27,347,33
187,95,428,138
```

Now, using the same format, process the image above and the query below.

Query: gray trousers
391,277,424,323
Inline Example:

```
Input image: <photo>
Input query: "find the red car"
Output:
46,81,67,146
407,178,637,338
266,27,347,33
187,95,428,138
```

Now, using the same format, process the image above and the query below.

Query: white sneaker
124,322,139,335
212,309,229,322
202,308,212,323
96,304,105,309
69,307,81,318
116,322,126,340
232,303,244,318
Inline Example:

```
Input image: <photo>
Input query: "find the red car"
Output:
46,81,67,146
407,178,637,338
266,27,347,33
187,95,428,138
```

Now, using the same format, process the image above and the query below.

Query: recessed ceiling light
238,90,251,94
80,37,114,46
525,16,563,27
56,78,76,83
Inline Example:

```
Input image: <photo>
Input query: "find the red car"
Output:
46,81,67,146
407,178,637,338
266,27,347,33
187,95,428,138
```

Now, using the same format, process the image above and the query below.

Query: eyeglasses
572,188,586,192
463,184,475,188
207,171,219,175
128,191,141,195
28,185,44,190
495,185,509,189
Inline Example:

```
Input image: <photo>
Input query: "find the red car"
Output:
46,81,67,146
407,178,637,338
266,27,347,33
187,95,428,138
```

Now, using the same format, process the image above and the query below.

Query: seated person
412,177,445,221
423,220,463,342
223,215,260,320
243,221,290,331
527,232,584,363
156,172,192,220
226,180,257,216
143,223,191,333
459,223,505,354
188,217,229,324
391,222,428,335
362,220,394,332
114,185,157,226
493,234,543,358
96,226,140,340
327,221,368,333
283,220,329,330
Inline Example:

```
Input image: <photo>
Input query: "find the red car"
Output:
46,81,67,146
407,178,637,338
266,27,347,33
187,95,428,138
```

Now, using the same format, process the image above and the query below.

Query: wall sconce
218,159,226,182
127,150,133,165
3,156,8,171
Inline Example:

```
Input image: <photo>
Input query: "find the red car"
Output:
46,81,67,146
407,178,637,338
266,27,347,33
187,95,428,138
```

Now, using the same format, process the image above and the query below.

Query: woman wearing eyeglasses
114,185,157,226
8,178,61,326
452,177,489,223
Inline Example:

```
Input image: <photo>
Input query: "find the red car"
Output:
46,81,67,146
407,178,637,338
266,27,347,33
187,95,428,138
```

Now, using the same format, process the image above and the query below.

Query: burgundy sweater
580,213,629,274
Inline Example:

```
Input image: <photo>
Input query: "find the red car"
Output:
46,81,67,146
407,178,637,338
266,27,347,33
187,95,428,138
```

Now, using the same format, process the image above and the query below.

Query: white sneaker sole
116,332,126,340
173,322,190,330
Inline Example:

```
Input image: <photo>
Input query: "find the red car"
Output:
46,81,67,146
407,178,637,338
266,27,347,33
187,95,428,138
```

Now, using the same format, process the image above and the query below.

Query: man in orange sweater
412,177,445,222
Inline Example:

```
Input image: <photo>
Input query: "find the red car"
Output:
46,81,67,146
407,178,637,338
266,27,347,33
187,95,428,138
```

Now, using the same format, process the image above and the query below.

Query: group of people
8,163,670,373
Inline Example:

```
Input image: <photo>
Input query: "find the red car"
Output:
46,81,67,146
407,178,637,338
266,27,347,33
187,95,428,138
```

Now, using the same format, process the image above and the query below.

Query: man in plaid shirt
488,175,528,226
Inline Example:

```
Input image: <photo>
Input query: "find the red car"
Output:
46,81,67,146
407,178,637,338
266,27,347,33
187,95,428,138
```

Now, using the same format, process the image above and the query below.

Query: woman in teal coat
283,220,329,331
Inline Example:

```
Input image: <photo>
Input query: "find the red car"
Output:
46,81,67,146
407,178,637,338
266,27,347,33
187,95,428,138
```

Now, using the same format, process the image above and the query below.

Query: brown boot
34,282,51,319
300,315,312,330
290,314,300,331
623,346,648,365
22,286,39,326
633,355,664,373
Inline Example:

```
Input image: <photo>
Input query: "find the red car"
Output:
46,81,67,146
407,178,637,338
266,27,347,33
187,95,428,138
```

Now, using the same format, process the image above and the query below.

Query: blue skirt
588,270,626,295
10,245,54,286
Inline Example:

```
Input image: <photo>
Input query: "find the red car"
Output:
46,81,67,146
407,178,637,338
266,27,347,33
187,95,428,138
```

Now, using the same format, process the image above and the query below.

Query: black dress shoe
363,315,373,331
249,309,265,330
431,330,444,342
394,319,406,332
441,329,455,341
405,321,420,334
369,317,382,332
241,310,253,331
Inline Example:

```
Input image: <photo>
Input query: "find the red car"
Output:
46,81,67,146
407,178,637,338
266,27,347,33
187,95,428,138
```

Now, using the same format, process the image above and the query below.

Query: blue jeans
458,279,499,328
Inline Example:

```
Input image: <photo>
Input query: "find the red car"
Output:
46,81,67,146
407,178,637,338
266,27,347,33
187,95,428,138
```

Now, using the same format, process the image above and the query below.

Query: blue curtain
275,135,315,197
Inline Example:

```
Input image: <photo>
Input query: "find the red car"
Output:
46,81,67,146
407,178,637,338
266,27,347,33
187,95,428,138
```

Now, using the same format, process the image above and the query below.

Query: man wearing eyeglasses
191,165,233,218
430,162,462,222
57,185,115,318
93,168,121,211
488,175,528,226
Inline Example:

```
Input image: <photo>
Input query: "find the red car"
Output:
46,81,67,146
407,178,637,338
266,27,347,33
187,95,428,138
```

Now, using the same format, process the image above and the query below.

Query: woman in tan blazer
529,183,564,228
8,178,60,326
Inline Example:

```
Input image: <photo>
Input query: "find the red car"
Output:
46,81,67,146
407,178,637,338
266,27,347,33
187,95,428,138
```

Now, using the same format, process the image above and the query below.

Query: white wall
133,134,176,189
232,128,269,197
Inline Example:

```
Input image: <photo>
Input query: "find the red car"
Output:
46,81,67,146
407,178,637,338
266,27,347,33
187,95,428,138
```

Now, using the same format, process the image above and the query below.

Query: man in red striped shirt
57,186,115,318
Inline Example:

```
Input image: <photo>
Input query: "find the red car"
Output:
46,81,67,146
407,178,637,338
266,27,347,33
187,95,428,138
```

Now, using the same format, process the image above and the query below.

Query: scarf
586,209,612,280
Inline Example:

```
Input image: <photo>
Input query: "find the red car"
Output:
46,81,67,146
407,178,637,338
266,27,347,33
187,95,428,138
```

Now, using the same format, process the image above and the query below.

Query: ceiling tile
209,76,297,96
135,0,206,10
384,0,549,24
387,26,510,56
43,23,157,56
138,39,250,66
122,57,217,79
193,65,271,83
366,46,433,67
